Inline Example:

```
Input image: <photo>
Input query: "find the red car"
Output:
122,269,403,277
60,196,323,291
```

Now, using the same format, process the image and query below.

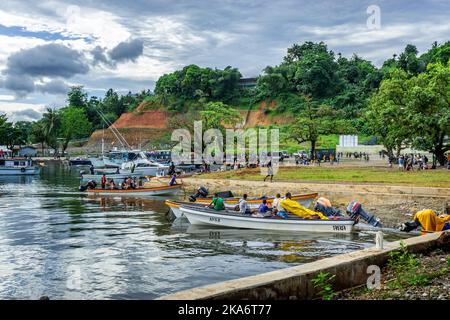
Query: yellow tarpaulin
281,198,328,220
414,209,450,232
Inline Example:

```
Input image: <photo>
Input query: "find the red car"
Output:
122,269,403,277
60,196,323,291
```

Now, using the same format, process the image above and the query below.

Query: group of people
389,154,430,171
206,192,329,220
100,174,144,190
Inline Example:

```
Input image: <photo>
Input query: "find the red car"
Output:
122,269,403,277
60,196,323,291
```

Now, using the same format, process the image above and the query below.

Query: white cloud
0,95,16,101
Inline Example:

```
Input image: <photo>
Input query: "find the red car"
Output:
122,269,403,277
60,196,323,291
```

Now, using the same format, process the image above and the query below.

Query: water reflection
0,164,407,299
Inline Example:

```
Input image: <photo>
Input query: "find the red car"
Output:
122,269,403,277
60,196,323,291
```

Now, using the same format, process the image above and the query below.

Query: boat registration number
333,225,347,231
210,217,221,223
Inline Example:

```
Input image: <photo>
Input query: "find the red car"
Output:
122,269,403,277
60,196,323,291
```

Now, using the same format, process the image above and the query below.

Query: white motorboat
165,193,318,219
121,155,169,177
0,157,40,175
179,205,355,233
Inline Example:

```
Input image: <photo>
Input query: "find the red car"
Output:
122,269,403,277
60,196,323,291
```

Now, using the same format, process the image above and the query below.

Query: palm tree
31,121,46,156
41,108,61,155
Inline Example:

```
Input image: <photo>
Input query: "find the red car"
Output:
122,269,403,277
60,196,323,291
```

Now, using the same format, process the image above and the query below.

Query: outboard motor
189,186,209,202
346,201,382,227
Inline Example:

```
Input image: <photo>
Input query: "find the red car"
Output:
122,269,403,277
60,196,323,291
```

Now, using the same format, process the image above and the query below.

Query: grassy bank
199,167,450,188
339,246,450,300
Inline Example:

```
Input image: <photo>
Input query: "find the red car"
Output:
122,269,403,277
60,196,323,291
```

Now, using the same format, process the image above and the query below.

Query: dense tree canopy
154,65,243,111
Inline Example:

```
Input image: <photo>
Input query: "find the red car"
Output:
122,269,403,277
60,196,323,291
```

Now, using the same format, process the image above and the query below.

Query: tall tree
41,108,61,153
59,107,92,155
290,96,348,158
366,70,413,156
31,121,47,155
409,63,450,165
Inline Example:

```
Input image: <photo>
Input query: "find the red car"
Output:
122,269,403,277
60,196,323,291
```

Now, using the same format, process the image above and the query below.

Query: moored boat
0,157,40,175
166,192,318,218
86,184,182,196
180,205,355,233
81,172,144,182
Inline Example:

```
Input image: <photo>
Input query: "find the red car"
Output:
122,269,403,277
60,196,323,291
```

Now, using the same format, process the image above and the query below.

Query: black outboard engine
346,201,382,227
79,180,97,192
189,186,209,202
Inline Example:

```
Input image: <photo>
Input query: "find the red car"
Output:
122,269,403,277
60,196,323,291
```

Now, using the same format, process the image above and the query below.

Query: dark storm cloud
2,75,36,96
6,43,89,78
90,40,144,67
1,43,89,96
108,39,144,63
91,46,112,66
11,108,42,120
36,80,70,95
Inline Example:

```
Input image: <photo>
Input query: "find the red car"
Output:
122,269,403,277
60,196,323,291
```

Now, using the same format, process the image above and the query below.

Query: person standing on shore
263,160,273,182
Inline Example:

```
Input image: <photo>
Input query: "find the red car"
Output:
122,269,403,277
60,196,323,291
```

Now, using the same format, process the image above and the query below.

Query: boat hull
0,167,40,175
180,206,354,233
87,185,182,196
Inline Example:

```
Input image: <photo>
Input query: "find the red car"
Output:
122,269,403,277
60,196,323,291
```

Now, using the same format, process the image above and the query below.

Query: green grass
199,166,450,187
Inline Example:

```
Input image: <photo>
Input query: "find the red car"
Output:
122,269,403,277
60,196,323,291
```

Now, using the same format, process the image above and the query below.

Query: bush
311,272,337,300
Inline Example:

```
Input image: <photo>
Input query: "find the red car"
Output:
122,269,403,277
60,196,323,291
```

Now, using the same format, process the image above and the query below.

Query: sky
0,0,449,122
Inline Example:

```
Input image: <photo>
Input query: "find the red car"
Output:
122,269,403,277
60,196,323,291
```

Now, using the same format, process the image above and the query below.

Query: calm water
0,164,402,299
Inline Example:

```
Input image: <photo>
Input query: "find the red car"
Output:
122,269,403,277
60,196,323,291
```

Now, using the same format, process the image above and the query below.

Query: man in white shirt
272,193,288,218
239,194,251,214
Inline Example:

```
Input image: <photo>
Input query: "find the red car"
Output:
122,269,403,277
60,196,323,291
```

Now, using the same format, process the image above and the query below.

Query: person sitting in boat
272,193,289,219
126,177,134,189
314,197,343,217
101,174,107,189
281,193,328,220
109,179,116,189
138,177,144,188
400,204,450,233
207,193,225,211
121,178,127,190
238,194,251,215
89,165,95,175
169,174,178,186
79,180,97,191
253,199,271,217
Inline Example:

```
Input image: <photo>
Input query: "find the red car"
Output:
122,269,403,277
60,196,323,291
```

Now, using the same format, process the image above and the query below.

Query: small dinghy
85,184,182,196
179,205,355,233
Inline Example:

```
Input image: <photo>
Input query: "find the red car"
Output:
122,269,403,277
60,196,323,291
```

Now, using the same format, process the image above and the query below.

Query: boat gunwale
87,184,182,193
194,193,318,204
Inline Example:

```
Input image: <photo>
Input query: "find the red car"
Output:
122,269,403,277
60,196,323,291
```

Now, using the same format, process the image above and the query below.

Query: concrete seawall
159,231,449,300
